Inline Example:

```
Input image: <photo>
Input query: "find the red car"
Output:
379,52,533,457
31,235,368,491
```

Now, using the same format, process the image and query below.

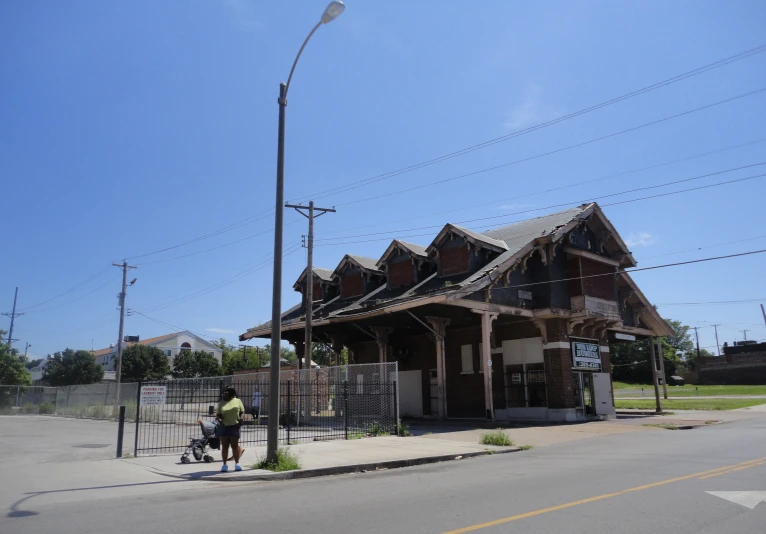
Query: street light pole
267,1,345,463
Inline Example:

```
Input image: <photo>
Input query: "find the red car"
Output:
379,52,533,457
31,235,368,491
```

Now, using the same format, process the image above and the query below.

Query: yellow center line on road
441,457,766,534
698,461,764,479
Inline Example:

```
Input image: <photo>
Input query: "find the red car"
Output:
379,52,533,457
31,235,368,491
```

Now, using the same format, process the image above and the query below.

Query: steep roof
293,266,335,289
426,223,509,255
375,240,429,268
333,254,383,277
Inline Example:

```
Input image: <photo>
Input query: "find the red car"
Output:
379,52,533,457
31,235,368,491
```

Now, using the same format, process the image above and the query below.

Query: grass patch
253,448,301,472
519,445,533,451
397,421,411,437
424,431,433,435
348,431,365,440
613,384,766,397
368,421,386,437
615,398,766,411
480,429,514,447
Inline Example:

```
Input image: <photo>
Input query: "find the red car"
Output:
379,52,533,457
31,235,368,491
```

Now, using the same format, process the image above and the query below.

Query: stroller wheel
181,456,191,464
203,455,214,463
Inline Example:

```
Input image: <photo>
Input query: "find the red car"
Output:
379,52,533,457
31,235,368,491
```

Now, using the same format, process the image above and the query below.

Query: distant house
92,331,223,372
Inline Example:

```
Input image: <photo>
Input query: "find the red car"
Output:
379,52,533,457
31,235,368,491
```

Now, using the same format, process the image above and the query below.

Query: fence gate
134,363,398,457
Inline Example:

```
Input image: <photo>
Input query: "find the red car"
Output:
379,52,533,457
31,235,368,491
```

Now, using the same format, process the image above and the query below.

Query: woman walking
216,387,245,472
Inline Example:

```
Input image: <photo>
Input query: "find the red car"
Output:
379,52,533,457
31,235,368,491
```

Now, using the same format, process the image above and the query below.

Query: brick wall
544,318,576,409
388,260,413,288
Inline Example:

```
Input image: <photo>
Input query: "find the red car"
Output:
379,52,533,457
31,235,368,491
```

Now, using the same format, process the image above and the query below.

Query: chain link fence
0,386,58,414
135,363,398,456
55,382,139,420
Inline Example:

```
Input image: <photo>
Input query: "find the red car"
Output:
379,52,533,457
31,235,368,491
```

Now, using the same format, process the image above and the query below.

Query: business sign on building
571,340,602,372
140,385,167,406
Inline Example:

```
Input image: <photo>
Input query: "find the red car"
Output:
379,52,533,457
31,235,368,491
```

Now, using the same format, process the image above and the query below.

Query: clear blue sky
2,1,765,359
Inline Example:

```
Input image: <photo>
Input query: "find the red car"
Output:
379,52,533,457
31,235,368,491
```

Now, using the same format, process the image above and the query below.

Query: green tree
610,318,694,383
0,339,32,387
120,344,171,382
43,348,103,386
172,350,222,379
263,344,297,364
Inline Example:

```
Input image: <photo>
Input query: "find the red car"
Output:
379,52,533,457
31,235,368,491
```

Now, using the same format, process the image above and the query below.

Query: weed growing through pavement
254,448,301,472
480,429,514,447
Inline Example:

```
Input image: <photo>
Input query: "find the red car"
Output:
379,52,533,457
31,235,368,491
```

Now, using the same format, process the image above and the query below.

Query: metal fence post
343,380,349,440
116,405,126,458
16,386,21,408
286,380,291,445
133,380,142,457
393,380,399,435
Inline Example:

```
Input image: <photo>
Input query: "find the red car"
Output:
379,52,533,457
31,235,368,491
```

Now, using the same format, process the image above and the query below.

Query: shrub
368,421,386,436
38,403,55,415
480,429,514,447
254,448,301,472
397,421,411,437
21,404,40,414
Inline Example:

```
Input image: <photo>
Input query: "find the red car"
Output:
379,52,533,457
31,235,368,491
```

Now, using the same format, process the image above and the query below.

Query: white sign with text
140,385,167,406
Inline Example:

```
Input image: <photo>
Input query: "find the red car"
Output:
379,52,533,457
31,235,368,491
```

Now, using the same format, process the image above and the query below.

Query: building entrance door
573,372,595,416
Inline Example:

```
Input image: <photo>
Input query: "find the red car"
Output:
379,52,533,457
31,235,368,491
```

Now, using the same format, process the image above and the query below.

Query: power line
641,234,766,260
129,310,218,341
136,243,303,314
18,264,113,312
97,45,766,263
289,44,766,203
657,297,766,306
493,249,766,291
23,275,121,315
36,317,120,337
318,137,766,238
314,163,766,245
331,88,766,208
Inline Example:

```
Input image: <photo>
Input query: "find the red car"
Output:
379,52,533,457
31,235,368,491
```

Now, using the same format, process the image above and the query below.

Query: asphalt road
6,416,766,534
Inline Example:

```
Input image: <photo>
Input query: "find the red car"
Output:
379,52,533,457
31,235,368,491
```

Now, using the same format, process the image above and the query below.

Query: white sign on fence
140,385,167,406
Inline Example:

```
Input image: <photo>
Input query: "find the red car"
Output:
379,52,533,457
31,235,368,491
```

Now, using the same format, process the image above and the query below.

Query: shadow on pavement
7,479,188,519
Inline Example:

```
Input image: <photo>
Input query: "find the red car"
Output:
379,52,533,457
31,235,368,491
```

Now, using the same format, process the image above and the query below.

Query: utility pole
24,342,31,358
648,336,662,413
239,344,250,370
113,261,137,410
740,329,750,341
285,201,336,370
712,324,721,356
692,326,701,360
761,304,766,328
656,337,668,399
3,287,23,349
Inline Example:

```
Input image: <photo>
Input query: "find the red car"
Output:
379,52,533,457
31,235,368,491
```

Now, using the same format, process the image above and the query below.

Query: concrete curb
148,446,522,482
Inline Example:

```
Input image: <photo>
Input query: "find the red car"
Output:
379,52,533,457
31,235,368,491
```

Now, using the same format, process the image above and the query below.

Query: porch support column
291,340,305,370
328,334,347,368
426,316,450,420
369,327,393,363
473,311,498,419
540,318,578,421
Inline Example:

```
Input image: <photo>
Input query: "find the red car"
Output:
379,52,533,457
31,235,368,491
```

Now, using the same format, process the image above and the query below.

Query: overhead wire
289,44,766,203
18,264,113,312
331,88,766,208
313,162,766,245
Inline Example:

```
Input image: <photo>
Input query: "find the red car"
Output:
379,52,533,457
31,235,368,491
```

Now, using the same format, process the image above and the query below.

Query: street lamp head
321,1,345,24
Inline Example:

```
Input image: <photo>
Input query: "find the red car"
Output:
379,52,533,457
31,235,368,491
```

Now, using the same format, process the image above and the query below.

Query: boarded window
580,258,616,301
439,244,469,276
388,260,413,288
341,272,364,298
461,344,474,374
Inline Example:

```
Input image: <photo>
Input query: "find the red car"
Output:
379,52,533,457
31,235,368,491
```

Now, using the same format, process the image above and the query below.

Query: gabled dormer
293,267,337,306
333,255,385,299
426,224,508,277
375,240,435,289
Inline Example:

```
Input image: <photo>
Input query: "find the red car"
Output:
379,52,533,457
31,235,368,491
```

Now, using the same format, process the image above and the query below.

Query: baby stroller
180,419,220,464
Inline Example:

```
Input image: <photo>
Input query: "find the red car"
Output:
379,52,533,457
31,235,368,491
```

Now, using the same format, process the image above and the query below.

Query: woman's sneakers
235,464,243,472
220,464,229,472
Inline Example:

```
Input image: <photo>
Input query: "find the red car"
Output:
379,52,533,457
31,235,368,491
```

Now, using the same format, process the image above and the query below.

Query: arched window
180,342,192,352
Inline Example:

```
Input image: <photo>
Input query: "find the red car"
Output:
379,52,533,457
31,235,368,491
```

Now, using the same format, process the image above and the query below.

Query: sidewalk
121,435,521,481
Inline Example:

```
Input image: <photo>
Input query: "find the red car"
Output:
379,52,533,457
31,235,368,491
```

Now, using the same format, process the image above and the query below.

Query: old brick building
240,203,671,421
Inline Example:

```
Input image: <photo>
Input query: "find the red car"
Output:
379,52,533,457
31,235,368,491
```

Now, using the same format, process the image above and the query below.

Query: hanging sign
571,340,602,372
